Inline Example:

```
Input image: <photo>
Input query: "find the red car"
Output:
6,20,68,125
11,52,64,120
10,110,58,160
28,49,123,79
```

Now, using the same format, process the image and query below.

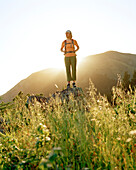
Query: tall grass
0,80,136,169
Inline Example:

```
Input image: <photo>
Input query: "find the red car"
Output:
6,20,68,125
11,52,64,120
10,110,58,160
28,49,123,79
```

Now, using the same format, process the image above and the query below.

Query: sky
0,0,136,95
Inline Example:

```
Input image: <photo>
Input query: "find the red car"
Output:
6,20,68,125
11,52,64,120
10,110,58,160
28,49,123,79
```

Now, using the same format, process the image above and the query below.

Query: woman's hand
60,47,65,53
61,49,66,53
74,47,79,53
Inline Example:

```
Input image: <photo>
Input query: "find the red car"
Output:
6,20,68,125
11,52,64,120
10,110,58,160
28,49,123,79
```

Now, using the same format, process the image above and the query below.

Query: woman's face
66,32,71,39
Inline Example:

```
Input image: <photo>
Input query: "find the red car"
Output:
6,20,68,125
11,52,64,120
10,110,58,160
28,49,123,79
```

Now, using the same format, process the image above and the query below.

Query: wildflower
117,137,121,141
122,153,125,158
96,121,100,125
60,163,63,167
112,117,115,121
45,137,51,141
98,132,101,136
99,106,102,110
126,138,132,143
36,137,39,140
53,147,61,151
131,148,135,153
43,125,47,128
45,129,49,133
93,152,96,156
39,123,43,126
129,130,136,135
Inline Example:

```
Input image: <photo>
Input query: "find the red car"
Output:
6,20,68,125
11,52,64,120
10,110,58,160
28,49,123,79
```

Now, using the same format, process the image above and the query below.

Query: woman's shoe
72,82,76,88
67,83,70,89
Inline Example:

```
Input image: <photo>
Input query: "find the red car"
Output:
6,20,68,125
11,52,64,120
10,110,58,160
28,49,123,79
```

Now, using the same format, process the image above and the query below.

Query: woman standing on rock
60,30,79,88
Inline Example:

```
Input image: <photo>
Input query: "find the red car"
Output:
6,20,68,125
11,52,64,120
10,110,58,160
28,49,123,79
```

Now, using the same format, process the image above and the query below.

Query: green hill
1,51,136,102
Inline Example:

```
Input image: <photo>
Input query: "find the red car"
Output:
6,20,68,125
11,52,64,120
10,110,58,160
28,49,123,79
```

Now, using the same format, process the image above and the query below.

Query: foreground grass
0,81,136,169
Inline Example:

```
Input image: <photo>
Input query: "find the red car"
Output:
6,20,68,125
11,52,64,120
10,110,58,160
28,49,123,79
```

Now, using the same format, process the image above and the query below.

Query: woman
60,30,79,88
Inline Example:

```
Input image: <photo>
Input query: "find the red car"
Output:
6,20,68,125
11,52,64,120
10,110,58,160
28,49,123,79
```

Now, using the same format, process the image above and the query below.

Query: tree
131,70,136,89
122,71,130,90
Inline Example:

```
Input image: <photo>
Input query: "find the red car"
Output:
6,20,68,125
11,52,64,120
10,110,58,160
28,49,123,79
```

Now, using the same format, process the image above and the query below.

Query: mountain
1,51,136,102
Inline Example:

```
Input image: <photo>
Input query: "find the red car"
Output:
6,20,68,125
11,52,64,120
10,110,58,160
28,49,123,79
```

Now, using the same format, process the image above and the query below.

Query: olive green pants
64,56,77,82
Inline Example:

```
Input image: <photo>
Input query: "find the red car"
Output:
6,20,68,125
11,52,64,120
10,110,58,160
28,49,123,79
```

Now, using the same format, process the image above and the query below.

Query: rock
26,96,48,106
26,87,84,107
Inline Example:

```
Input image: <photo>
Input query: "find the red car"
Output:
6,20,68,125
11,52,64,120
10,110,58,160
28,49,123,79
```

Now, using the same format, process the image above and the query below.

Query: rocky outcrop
26,87,84,107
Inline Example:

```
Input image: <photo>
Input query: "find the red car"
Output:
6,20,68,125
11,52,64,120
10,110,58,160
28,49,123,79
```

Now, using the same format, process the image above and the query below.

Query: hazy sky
0,0,136,95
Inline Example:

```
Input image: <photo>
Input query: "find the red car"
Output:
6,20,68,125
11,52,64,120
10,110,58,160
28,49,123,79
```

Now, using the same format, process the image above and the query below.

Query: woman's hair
66,30,72,39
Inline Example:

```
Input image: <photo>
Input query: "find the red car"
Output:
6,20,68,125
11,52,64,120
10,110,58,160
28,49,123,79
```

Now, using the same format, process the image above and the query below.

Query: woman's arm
75,45,79,52
74,40,79,52
60,41,65,53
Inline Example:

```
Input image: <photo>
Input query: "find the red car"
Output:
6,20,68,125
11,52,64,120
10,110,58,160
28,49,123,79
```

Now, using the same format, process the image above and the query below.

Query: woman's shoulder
72,39,77,44
62,40,66,44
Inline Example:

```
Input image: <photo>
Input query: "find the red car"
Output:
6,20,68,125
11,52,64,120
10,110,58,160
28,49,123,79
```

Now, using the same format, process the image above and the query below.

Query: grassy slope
0,81,136,169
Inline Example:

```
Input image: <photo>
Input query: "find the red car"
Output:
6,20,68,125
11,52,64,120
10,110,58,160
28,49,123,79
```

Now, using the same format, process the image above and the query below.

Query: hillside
1,51,136,102
1,76,136,169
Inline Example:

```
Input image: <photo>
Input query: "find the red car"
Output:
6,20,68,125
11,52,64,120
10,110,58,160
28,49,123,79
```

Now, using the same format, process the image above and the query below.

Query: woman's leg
64,57,72,82
71,56,77,81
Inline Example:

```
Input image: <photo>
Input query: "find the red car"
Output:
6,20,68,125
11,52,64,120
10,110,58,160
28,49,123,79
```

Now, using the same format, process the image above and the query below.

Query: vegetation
122,70,136,91
0,80,136,169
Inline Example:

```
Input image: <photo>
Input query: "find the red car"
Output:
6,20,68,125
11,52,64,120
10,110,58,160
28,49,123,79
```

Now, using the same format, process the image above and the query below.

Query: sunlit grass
0,80,136,169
